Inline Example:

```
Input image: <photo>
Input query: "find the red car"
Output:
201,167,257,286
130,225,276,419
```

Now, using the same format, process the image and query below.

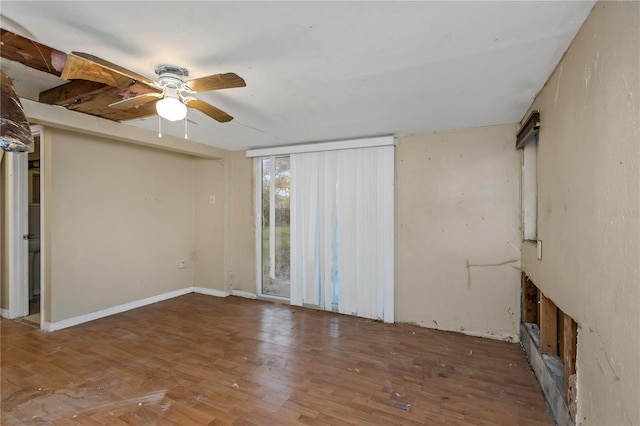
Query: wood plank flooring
1,294,553,425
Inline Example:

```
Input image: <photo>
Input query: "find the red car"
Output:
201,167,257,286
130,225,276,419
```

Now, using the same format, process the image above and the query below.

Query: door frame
6,125,45,324
253,156,291,301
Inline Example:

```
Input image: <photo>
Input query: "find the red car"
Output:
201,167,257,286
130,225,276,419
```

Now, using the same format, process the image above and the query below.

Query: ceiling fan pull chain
184,111,188,139
158,115,162,138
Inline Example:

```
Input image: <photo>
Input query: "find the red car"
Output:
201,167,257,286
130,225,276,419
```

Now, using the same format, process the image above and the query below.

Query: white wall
396,124,521,340
521,2,639,424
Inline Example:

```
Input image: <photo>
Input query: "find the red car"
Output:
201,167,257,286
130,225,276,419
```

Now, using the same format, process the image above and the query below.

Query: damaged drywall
520,2,640,424
395,124,521,341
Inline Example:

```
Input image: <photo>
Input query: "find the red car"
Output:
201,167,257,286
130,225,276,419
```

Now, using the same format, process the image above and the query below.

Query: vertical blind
289,144,394,322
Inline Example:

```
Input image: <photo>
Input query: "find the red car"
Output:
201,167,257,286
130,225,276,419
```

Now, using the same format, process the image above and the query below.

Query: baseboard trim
0,308,10,319
35,286,259,332
230,290,257,299
193,287,230,298
42,287,193,332
405,321,518,343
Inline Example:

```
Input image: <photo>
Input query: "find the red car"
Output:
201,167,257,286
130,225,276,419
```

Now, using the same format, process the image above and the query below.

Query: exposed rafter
1,29,161,123
39,80,112,107
0,29,66,76
38,80,160,120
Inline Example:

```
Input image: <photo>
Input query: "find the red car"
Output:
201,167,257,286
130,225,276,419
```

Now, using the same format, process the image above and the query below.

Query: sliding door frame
253,156,291,301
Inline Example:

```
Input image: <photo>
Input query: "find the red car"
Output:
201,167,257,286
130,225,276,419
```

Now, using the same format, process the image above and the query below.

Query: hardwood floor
1,294,553,425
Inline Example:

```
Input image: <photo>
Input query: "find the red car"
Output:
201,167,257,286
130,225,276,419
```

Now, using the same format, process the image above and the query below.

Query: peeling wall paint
395,124,521,341
521,2,640,425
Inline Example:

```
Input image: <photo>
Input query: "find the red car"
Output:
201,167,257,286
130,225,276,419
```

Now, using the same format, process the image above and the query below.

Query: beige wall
396,125,521,340
225,151,256,293
194,152,256,294
521,2,639,425
194,158,226,290
0,119,245,322
48,129,196,322
4,9,636,424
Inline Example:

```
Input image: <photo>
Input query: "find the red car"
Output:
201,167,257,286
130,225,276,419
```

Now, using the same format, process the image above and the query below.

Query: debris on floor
393,403,411,412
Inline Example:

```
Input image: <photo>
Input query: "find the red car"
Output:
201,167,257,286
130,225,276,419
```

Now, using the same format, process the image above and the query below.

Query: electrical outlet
209,195,216,204
178,260,186,269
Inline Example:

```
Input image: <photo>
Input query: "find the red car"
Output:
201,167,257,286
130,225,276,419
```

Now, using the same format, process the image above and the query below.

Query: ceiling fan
60,52,246,123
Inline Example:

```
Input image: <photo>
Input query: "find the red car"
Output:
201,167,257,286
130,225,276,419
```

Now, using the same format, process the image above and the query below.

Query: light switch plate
537,240,542,260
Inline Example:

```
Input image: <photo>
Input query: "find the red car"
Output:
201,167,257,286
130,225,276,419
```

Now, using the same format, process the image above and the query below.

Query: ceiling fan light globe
156,96,187,121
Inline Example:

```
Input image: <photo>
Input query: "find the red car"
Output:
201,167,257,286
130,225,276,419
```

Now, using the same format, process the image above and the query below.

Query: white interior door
7,150,29,318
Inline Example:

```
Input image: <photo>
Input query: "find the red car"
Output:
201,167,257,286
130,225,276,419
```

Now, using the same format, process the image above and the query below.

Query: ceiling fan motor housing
154,65,194,94
155,65,189,78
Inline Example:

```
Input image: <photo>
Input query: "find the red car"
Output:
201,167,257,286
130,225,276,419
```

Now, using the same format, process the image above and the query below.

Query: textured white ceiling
1,1,595,151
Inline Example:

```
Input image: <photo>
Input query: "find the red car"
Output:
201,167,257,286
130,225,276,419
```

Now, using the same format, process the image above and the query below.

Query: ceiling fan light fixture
156,96,187,121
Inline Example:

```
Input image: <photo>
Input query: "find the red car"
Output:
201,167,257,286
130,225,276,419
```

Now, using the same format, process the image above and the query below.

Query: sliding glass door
289,145,394,321
251,136,394,321
259,156,290,298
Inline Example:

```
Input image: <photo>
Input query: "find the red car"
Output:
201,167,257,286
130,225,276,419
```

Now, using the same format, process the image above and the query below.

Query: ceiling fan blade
186,73,246,92
104,98,160,122
109,92,163,110
186,98,233,123
61,52,154,89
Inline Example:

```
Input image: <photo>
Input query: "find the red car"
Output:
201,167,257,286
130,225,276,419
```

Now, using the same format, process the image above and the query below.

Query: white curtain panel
290,152,322,307
290,145,394,322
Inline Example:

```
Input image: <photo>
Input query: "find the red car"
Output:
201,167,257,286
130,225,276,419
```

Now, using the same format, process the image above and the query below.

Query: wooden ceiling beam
39,80,159,121
67,93,158,122
67,94,127,120
39,80,114,107
0,29,66,76
1,29,160,123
